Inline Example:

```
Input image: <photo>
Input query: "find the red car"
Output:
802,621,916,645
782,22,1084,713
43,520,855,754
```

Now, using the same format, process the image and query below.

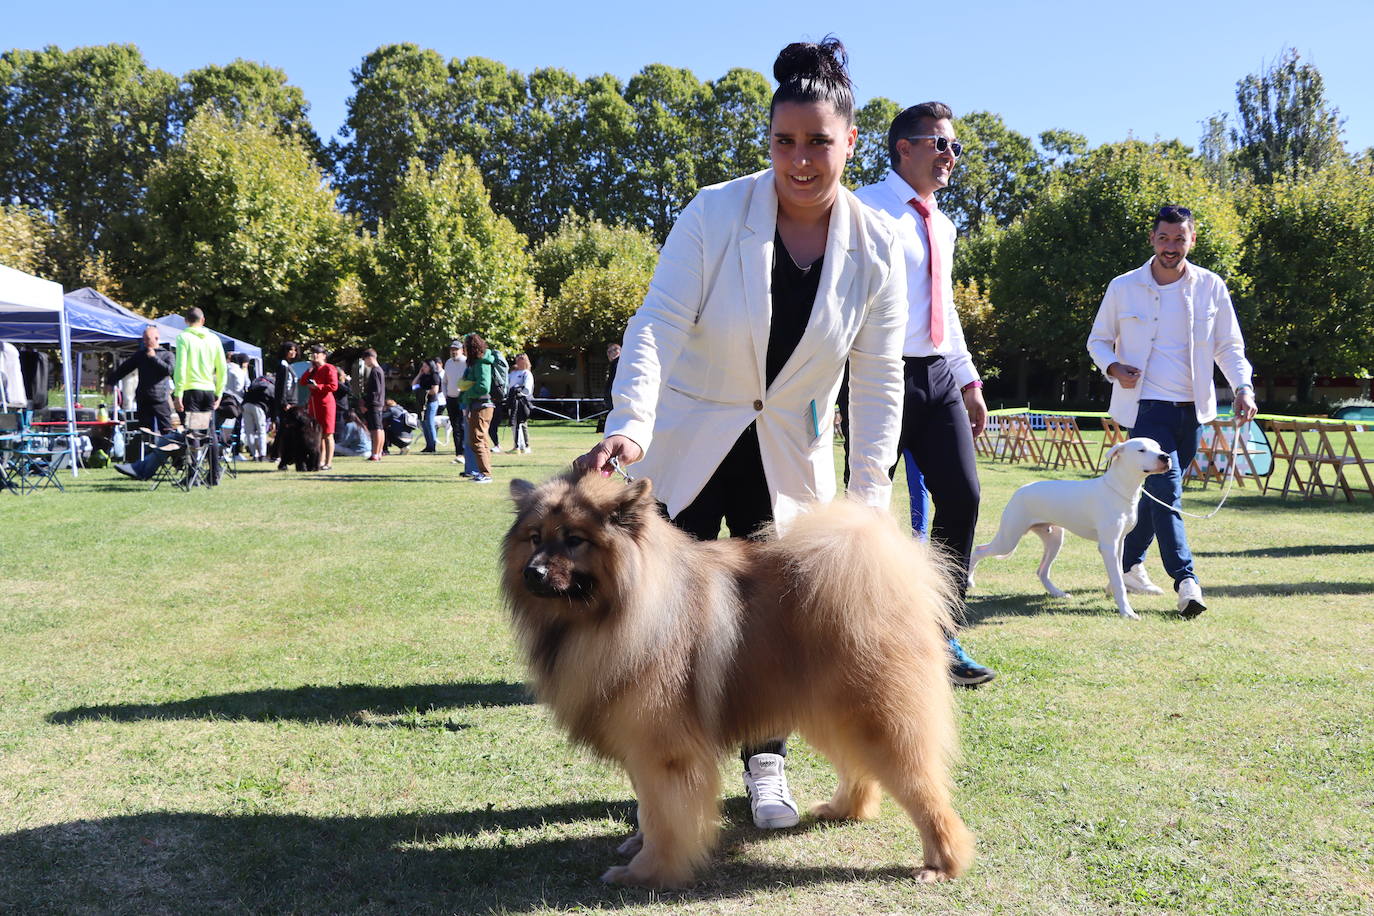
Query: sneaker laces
749,768,790,806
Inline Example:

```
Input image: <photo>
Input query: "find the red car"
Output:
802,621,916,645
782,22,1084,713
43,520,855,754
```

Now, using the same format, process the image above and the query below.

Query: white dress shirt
854,170,981,389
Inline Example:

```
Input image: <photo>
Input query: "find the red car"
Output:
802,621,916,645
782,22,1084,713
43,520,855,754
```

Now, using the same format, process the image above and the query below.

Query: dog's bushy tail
766,498,958,641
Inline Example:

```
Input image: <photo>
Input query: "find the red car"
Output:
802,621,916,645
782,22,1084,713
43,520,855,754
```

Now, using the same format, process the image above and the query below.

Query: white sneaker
1122,563,1165,595
743,753,799,829
490,445,502,453
1177,578,1206,619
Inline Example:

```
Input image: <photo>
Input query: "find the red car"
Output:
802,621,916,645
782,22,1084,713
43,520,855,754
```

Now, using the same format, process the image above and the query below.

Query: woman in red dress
302,343,339,470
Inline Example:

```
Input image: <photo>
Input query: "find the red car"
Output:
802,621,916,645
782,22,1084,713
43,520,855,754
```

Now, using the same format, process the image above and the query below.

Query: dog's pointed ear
610,477,655,529
1106,442,1125,465
509,478,537,509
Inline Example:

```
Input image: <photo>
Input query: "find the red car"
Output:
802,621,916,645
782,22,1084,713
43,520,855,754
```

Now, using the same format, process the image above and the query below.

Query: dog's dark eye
529,531,542,546
564,534,585,548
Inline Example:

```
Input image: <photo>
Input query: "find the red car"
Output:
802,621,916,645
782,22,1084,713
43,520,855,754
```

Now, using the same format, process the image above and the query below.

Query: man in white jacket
1087,204,1257,618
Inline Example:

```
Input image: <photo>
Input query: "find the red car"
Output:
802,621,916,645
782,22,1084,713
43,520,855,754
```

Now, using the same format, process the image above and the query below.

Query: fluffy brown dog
502,470,974,888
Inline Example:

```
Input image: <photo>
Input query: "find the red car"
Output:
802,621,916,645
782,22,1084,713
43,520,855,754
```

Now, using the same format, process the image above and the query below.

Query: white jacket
1087,259,1253,427
606,170,907,527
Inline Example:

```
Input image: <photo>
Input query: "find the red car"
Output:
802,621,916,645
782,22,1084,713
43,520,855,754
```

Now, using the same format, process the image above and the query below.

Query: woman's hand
575,435,644,476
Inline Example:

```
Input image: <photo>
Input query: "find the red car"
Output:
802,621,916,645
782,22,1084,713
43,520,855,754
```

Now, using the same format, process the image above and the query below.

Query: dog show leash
1138,419,1246,521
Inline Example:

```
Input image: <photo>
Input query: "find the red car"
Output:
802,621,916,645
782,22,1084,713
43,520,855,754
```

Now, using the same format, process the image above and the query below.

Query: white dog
969,437,1171,619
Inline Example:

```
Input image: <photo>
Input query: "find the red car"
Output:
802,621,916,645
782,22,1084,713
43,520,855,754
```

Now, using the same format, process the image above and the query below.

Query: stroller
384,404,418,454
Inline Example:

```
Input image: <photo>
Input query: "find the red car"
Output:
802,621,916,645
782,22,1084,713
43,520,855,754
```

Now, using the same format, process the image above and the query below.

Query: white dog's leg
969,505,1030,591
1101,534,1138,619
1030,523,1069,598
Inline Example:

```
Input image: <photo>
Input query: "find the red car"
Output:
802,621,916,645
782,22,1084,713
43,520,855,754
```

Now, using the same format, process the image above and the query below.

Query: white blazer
1087,259,1253,427
605,170,907,528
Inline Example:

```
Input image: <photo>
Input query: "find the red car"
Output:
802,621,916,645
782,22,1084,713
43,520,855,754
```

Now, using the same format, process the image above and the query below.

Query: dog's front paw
616,830,644,857
913,865,955,883
1047,586,1070,598
600,862,691,889
1118,606,1140,620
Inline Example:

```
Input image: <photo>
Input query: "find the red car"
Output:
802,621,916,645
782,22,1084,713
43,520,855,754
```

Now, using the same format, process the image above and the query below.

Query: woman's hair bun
770,35,854,123
773,36,848,87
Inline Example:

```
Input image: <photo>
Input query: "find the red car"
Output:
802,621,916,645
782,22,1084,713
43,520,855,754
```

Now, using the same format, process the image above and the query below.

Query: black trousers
135,395,175,433
896,356,980,603
670,424,785,764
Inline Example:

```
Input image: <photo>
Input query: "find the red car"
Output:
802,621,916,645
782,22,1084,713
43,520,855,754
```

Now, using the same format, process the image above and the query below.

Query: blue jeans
420,400,439,451
1124,400,1203,586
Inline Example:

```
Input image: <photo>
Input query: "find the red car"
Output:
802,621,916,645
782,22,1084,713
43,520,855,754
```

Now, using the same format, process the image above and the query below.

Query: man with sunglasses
855,102,994,687
1087,204,1256,618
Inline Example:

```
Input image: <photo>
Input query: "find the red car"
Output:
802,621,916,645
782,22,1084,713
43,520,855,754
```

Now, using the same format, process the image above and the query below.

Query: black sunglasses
1157,204,1193,219
905,135,963,158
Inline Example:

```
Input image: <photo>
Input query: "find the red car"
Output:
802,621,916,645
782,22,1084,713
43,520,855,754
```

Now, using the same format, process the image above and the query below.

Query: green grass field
2,423,1371,914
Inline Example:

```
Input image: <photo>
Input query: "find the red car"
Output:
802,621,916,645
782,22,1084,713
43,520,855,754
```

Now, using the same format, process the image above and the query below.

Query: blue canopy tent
63,287,183,343
155,314,262,376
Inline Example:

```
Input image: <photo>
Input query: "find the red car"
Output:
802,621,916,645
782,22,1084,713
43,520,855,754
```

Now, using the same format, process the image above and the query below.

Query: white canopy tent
0,265,79,477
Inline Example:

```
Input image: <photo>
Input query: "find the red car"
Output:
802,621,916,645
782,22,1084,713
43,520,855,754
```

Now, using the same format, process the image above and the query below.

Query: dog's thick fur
502,470,974,888
270,406,322,472
969,436,1171,618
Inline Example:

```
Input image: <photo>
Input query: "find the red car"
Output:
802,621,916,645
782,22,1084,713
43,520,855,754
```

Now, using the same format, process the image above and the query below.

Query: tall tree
1232,48,1346,184
0,44,178,285
622,64,711,241
988,141,1243,396
0,206,53,275
697,68,771,188
849,97,900,189
1237,164,1374,402
331,44,453,227
178,60,321,161
532,214,659,350
129,110,353,344
942,111,1040,234
359,154,538,361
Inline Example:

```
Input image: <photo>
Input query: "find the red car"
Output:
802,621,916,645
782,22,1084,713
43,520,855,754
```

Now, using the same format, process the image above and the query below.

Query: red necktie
909,198,945,347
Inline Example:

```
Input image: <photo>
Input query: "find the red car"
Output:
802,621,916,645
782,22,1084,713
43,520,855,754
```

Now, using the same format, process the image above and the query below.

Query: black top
767,229,822,388
106,348,174,400
363,365,386,411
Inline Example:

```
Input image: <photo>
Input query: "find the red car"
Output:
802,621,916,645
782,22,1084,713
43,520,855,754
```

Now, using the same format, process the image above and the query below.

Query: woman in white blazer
577,38,907,830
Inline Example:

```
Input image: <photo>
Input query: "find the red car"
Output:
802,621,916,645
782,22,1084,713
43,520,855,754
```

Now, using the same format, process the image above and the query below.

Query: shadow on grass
0,803,915,913
1204,581,1374,597
47,681,531,729
960,592,1115,625
1196,543,1374,558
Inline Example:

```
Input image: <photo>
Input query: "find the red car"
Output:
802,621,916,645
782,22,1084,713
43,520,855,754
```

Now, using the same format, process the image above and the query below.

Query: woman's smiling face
770,100,855,219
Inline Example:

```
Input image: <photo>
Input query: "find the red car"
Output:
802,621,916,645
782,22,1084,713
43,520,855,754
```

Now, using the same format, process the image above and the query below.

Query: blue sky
6,0,1372,154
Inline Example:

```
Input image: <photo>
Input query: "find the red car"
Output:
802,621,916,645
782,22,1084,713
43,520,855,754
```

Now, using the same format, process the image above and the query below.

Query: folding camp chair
1095,417,1128,470
0,412,71,493
181,411,220,490
1313,423,1374,501
1043,415,1095,471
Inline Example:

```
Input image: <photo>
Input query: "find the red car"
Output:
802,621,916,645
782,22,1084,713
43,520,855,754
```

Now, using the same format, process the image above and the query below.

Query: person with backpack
241,371,274,461
459,332,497,484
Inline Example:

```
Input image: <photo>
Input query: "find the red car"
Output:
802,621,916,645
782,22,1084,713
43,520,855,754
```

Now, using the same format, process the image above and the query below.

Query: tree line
1,43,1370,405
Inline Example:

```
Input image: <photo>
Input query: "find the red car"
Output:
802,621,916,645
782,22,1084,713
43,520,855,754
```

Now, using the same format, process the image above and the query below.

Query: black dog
271,407,322,471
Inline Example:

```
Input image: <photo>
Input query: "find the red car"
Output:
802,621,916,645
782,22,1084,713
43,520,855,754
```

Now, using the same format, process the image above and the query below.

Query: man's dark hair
229,352,248,366
363,348,377,359
769,36,854,124
1153,203,1195,232
888,102,955,169
183,306,205,324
